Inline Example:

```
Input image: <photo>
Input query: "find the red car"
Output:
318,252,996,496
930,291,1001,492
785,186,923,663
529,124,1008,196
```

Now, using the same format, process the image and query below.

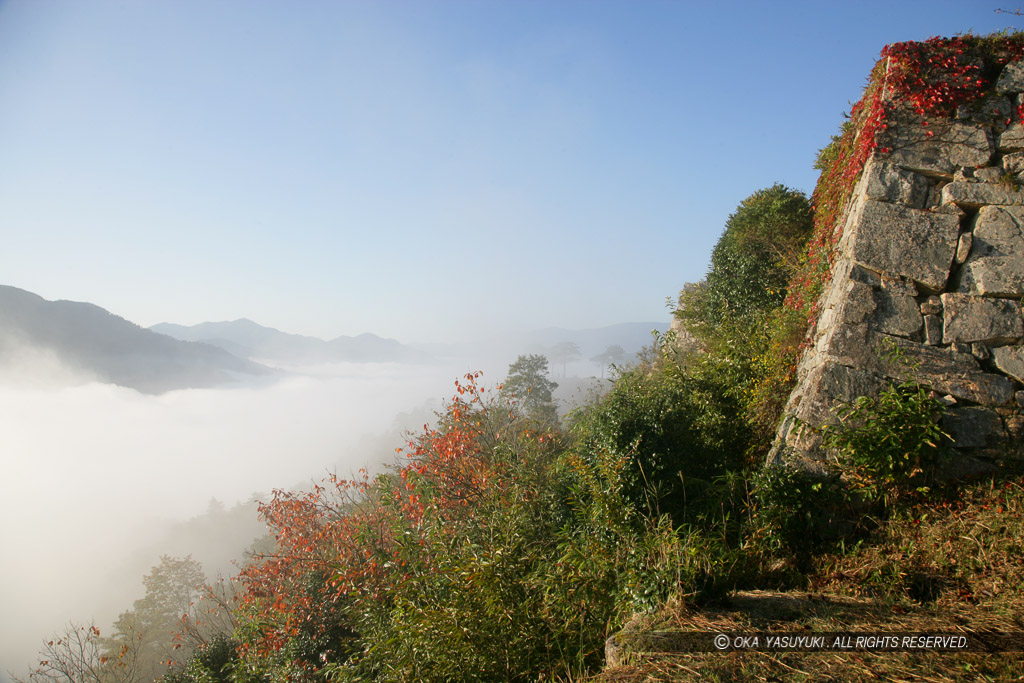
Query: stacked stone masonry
771,59,1024,474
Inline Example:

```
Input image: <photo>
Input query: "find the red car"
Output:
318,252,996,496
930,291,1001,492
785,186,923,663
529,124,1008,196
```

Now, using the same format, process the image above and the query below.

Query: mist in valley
0,353,471,680
0,324,647,679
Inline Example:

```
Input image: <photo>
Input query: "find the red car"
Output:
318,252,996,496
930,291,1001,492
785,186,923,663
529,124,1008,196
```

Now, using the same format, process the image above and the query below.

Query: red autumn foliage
234,372,546,672
788,35,1024,325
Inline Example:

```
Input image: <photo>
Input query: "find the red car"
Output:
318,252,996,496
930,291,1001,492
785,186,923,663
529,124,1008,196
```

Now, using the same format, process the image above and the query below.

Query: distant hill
150,319,433,365
518,322,669,358
413,321,670,370
0,286,273,393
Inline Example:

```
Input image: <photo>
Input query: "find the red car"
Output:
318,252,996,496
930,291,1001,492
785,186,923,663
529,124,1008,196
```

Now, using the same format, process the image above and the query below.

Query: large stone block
928,372,1016,407
821,363,888,404
957,95,1013,134
960,210,1024,295
942,181,1024,208
879,110,992,175
1000,123,1024,151
862,160,931,208
850,201,960,291
958,255,1024,297
815,276,876,335
992,344,1024,383
997,61,1024,94
941,407,1006,449
792,361,889,426
942,293,1023,344
842,279,877,325
936,453,999,479
973,205,1024,255
871,288,922,337
826,325,1014,405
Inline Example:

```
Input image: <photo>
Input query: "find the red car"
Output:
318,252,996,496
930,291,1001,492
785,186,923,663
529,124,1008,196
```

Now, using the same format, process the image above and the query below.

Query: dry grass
588,475,1024,682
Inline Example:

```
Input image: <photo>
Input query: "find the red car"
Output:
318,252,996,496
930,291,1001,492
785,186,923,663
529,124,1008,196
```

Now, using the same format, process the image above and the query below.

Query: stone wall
770,60,1024,473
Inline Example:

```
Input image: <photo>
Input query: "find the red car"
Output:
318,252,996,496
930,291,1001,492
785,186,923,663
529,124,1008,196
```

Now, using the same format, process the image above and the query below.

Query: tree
16,622,139,683
590,345,625,378
549,341,581,378
678,184,812,344
19,557,237,683
500,354,559,425
101,556,221,681
233,372,570,679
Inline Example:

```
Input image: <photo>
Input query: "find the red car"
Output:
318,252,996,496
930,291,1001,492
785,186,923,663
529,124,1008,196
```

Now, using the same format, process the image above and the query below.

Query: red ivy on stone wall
786,34,1024,328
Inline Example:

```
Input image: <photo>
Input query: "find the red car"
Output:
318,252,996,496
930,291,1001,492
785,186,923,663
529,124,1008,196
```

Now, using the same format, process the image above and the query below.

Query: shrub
161,634,239,683
821,381,950,507
568,364,749,527
749,465,860,560
678,184,812,345
232,372,693,681
672,185,814,462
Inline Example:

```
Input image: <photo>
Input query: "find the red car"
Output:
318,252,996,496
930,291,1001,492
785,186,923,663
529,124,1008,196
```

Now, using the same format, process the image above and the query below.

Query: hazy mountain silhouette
520,322,669,357
0,285,274,393
151,319,433,365
413,322,669,365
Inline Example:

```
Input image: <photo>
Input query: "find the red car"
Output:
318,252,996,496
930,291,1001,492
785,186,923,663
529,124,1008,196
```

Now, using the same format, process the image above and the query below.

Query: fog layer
0,361,461,678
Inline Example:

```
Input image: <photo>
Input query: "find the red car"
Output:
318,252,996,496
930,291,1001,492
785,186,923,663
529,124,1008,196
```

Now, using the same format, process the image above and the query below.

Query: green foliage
724,184,814,262
569,361,749,527
160,634,239,683
703,240,787,322
749,465,860,559
742,305,810,447
501,353,559,426
102,555,210,680
229,376,618,681
822,381,950,506
813,121,853,171
221,367,741,682
672,185,814,463
679,184,812,342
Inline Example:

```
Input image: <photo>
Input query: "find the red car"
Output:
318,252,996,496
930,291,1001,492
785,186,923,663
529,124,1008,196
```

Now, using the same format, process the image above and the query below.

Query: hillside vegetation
19,33,1024,683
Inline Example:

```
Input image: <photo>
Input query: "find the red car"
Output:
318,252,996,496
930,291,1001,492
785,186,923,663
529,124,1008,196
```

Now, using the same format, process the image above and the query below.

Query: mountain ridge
0,285,274,393
150,319,432,365
1,284,670,394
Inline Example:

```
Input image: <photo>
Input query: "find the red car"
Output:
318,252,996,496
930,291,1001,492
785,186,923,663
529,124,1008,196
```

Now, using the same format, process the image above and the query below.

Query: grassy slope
591,473,1024,681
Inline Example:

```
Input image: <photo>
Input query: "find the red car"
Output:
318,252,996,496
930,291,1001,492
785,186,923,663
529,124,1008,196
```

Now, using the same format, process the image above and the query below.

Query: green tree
672,184,814,452
549,341,581,378
679,184,812,341
590,344,625,378
501,354,559,425
102,556,209,680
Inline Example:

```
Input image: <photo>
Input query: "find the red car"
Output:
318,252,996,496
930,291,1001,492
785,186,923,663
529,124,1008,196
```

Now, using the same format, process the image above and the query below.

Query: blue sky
0,1,1020,343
